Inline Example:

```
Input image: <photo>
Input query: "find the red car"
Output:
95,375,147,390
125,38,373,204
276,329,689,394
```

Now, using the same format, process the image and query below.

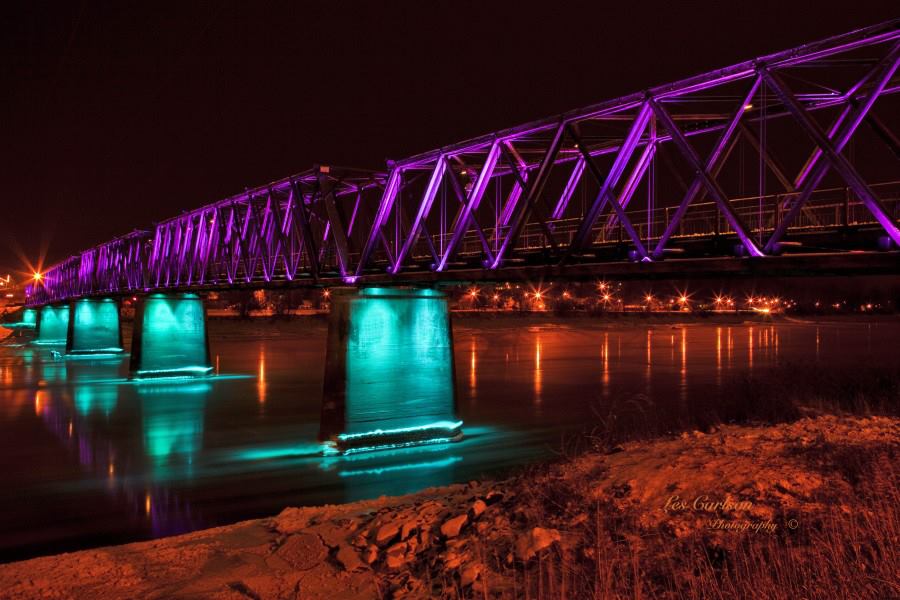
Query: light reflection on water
0,318,897,562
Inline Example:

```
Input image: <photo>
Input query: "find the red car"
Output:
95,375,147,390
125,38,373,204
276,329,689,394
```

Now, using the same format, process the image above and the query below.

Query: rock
515,527,561,561
460,563,482,586
273,507,312,534
375,522,400,546
484,491,503,505
385,542,408,569
470,499,487,518
351,533,368,548
406,536,418,555
440,514,468,538
363,545,379,565
569,513,588,527
418,530,432,550
276,533,328,570
400,519,418,540
443,551,464,569
335,544,366,572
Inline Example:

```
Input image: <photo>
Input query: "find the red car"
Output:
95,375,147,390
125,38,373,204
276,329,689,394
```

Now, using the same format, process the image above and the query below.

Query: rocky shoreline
1,414,897,599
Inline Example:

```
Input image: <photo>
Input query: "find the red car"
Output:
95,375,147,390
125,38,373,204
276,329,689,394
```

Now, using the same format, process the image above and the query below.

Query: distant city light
32,272,43,282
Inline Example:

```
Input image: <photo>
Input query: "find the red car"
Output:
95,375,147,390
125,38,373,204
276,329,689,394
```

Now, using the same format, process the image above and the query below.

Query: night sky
1,1,896,278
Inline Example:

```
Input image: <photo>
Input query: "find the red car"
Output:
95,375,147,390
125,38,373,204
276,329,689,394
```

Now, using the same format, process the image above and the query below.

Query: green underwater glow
337,455,462,477
69,298,122,354
139,382,210,467
36,305,68,344
133,294,210,378
74,385,118,417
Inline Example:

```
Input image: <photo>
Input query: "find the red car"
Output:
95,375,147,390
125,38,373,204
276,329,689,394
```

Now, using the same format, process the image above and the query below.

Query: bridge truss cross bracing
27,21,900,306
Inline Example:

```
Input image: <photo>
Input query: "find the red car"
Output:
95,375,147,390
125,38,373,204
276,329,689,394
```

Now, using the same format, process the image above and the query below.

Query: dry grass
456,445,900,600
438,364,900,600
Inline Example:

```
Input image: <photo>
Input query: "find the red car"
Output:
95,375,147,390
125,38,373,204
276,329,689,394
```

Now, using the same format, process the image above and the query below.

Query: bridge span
15,22,900,452
25,20,900,306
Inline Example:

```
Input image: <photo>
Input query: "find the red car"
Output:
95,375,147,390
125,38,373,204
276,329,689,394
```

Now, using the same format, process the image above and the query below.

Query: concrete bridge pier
34,304,70,345
319,287,462,454
130,293,212,379
66,298,124,356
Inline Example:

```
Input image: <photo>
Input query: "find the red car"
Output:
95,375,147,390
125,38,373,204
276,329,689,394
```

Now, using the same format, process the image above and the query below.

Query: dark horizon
1,2,896,278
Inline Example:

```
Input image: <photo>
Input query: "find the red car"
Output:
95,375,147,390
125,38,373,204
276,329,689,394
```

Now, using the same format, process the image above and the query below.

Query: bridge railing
442,181,900,259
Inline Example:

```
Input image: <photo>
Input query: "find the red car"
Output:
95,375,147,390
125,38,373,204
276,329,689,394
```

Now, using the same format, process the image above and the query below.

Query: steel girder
27,20,900,306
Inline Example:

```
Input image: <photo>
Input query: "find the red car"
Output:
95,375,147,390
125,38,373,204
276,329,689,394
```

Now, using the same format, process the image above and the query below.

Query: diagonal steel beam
498,142,558,252
738,122,795,193
318,173,353,277
499,141,528,226
759,46,900,250
565,115,650,260
603,140,657,234
436,141,500,271
354,168,402,279
650,95,747,254
649,96,764,257
490,123,566,269
391,157,446,273
864,110,900,160
552,157,585,219
564,105,651,253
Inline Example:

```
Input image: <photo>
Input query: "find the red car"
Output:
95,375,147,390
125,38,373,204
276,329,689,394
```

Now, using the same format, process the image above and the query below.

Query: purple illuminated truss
27,21,900,305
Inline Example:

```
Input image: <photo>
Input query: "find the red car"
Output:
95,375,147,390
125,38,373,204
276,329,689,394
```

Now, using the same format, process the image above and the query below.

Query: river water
0,316,895,562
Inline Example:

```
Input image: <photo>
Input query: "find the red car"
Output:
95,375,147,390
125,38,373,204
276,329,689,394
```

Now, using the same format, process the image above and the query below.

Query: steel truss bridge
27,21,900,306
